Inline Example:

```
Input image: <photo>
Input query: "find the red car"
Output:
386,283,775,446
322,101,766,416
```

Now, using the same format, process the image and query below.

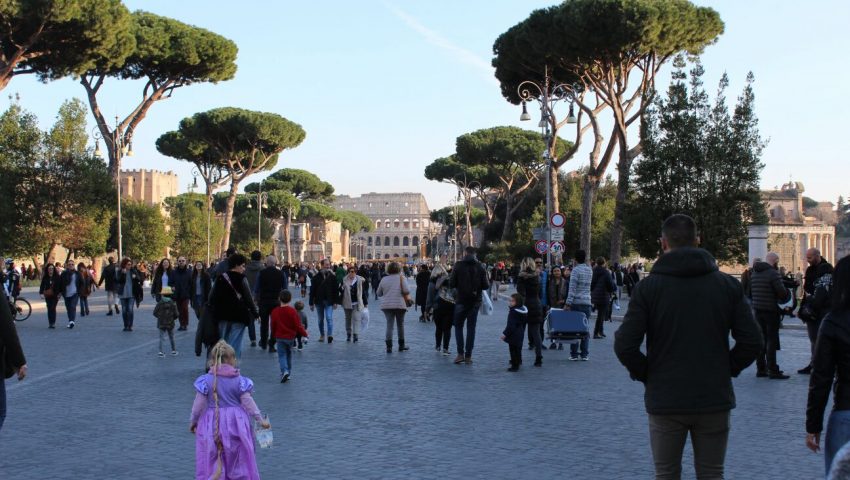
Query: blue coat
502,306,528,347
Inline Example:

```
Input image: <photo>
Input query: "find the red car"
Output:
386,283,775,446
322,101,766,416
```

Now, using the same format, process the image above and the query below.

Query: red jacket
271,305,309,340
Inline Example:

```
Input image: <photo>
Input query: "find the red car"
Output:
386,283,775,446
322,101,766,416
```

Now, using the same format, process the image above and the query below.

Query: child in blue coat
502,293,528,372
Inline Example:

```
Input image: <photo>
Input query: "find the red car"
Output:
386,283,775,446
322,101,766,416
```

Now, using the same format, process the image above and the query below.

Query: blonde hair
207,340,237,369
520,257,537,273
207,339,236,479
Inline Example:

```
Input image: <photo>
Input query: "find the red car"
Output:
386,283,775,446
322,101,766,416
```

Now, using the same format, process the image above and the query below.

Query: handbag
359,307,370,332
43,287,55,298
400,275,413,308
479,290,494,316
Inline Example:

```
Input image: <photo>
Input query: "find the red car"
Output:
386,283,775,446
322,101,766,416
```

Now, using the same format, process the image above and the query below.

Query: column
748,225,769,266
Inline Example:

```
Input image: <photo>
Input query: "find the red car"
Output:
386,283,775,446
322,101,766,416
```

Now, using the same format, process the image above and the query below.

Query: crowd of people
2,214,850,479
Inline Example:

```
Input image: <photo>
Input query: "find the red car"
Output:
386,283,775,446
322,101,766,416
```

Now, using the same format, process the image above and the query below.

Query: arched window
385,219,391,229
384,254,390,259
402,236,409,246
403,253,409,258
384,237,390,246
413,220,419,229
375,220,381,229
403,218,410,229
393,236,400,247
367,237,373,246
394,219,400,229
412,236,419,246
367,253,373,259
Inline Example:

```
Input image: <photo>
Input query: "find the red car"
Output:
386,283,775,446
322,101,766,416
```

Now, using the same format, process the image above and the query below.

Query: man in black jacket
97,257,119,316
750,252,792,379
255,255,285,352
449,246,489,364
309,259,339,343
799,247,834,375
614,214,763,479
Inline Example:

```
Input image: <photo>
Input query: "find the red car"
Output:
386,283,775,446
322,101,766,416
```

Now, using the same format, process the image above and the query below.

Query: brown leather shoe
453,355,465,364
464,356,473,364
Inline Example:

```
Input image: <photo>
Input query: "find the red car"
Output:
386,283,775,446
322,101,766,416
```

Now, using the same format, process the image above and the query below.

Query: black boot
398,341,409,352
346,334,351,342
386,340,392,353
353,334,358,343
115,304,120,314
107,307,113,316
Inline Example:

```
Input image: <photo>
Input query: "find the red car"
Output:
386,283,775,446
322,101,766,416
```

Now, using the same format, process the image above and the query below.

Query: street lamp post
192,167,224,266
247,184,269,253
93,117,133,261
517,66,577,268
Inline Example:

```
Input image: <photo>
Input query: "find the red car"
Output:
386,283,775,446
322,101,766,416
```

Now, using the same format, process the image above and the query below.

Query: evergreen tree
627,57,767,263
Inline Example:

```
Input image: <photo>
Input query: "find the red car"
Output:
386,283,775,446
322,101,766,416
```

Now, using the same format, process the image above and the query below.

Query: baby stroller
546,308,590,351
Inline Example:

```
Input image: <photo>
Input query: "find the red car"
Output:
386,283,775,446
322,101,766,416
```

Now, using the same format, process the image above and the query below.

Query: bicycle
10,296,31,322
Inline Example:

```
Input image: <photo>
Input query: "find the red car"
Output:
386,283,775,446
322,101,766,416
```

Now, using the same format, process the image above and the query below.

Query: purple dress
190,364,261,480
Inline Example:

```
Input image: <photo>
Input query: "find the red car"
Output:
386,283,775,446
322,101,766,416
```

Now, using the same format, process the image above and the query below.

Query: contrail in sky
384,2,498,86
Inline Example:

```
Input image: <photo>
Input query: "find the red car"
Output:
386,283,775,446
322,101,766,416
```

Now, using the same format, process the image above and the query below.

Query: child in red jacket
271,290,308,383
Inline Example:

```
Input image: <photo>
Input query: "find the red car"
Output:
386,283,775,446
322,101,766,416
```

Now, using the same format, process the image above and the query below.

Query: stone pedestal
748,225,769,266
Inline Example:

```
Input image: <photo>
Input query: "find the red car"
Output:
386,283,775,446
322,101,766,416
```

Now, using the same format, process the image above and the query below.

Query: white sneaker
158,352,165,358
68,321,75,329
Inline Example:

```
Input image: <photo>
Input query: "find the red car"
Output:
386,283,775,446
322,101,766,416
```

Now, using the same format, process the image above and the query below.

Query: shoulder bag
400,275,413,308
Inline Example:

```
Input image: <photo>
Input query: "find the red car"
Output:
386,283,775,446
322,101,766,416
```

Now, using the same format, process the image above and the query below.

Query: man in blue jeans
309,259,339,343
566,250,592,360
450,247,489,365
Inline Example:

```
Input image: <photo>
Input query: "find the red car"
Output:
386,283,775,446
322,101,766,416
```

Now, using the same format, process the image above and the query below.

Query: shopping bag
360,307,370,332
480,292,494,316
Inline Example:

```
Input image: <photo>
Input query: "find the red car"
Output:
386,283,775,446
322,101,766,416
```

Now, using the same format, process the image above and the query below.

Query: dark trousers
79,296,90,316
755,310,781,373
63,294,79,323
434,299,453,350
0,376,5,431
805,316,823,367
46,296,59,326
527,322,543,361
453,303,480,357
177,298,190,329
259,303,276,347
509,344,522,368
648,411,730,480
593,302,610,335
120,298,135,328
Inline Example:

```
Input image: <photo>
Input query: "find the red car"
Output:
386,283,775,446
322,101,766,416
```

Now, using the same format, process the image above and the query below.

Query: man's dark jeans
0,377,6,431
755,310,781,373
259,303,277,347
453,302,480,357
649,411,730,479
805,316,824,367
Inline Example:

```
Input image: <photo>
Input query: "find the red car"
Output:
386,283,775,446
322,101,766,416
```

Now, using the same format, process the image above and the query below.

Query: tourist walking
0,287,27,431
566,250,592,361
614,214,763,479
190,261,211,322
244,251,264,348
449,247,490,365
271,290,309,383
590,257,616,339
340,265,368,343
39,264,61,328
309,259,339,343
97,256,119,316
254,255,284,353
151,258,173,302
750,252,792,379
799,247,835,375
431,263,454,355
209,254,259,358
189,340,268,480
114,258,143,331
154,286,178,357
805,254,850,476
547,265,568,350
77,262,95,317
58,259,81,329
502,293,528,372
376,262,411,353
415,264,430,321
170,256,192,331
516,258,544,366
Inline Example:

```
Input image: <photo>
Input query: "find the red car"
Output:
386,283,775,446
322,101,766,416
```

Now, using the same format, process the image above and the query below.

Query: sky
4,0,849,210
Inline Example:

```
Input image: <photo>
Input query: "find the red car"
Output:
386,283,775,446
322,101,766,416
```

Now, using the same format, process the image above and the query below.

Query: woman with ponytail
189,340,269,479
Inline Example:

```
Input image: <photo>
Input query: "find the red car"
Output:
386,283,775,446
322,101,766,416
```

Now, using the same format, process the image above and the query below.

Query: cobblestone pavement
0,283,826,479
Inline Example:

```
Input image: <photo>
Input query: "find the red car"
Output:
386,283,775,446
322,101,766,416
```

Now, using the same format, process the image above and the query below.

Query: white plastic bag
480,292,494,316
255,415,273,449
360,307,370,332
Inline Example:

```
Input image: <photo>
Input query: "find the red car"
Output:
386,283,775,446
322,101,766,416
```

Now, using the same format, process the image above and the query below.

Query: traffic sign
550,241,565,254
534,240,548,254
550,212,566,228
532,227,546,240
550,228,564,241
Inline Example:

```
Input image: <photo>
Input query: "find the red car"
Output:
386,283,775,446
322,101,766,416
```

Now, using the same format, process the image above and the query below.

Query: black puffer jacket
515,271,543,324
209,271,259,326
614,247,763,415
807,311,850,434
749,262,790,313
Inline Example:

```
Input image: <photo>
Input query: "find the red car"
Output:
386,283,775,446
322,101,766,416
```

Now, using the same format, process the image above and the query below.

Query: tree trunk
501,191,514,243
609,156,630,265
464,193,474,247
580,177,599,258
549,160,560,216
220,180,241,254
283,210,293,264
31,255,42,278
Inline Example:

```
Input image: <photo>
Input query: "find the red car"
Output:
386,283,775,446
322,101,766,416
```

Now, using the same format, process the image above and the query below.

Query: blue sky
4,1,848,210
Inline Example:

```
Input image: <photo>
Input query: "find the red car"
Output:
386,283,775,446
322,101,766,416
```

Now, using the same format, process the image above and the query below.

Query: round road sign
550,212,566,228
534,240,548,255
550,241,565,253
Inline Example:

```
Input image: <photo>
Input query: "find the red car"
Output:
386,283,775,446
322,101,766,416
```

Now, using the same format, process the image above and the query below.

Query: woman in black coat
0,286,27,431
515,257,544,367
208,254,259,358
415,265,431,321
190,261,212,321
39,264,62,328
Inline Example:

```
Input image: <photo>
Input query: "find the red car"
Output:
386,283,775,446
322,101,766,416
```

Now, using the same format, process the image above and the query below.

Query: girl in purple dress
190,340,270,479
